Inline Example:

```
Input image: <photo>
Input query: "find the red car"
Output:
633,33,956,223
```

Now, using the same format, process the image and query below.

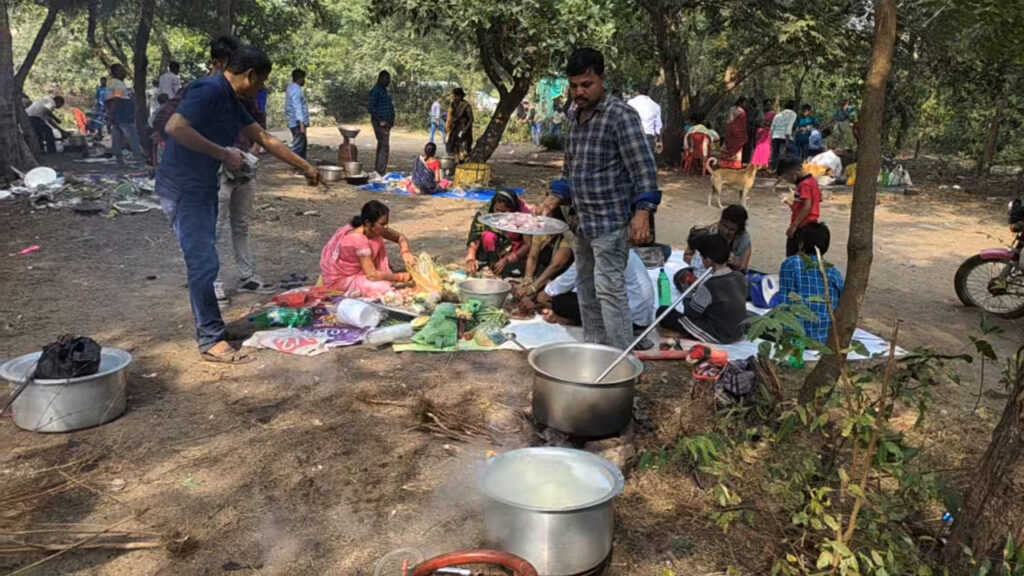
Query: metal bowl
343,161,362,175
529,342,642,437
319,165,345,182
338,127,360,140
0,348,132,433
345,173,369,185
458,279,511,308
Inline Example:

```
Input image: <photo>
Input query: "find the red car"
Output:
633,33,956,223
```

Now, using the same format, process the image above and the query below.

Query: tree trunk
799,0,897,402
0,0,37,179
977,86,1005,176
133,0,154,152
467,76,531,164
216,0,233,36
793,66,810,106
646,0,688,167
13,2,59,91
945,366,1024,567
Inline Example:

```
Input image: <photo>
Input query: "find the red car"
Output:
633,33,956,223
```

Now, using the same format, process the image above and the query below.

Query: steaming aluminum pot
529,342,641,437
480,447,624,575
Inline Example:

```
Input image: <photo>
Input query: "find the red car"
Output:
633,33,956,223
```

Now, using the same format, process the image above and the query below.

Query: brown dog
704,158,758,208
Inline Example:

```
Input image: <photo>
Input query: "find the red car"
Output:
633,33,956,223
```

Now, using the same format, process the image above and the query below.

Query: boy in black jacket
658,233,748,344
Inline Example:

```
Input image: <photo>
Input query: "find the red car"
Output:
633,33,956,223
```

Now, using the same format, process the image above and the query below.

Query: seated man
522,249,654,333
778,222,844,344
658,234,748,344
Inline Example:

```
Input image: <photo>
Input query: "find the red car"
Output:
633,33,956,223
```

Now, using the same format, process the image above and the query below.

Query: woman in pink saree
320,200,417,299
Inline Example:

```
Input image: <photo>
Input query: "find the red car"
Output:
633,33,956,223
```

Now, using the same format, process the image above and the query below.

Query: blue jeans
111,121,143,164
531,122,544,145
159,192,224,352
574,225,632,350
289,124,307,158
429,119,446,143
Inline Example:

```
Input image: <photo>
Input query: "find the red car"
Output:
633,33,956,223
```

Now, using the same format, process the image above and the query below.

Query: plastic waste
364,323,414,345
335,298,382,328
657,268,672,307
249,307,313,328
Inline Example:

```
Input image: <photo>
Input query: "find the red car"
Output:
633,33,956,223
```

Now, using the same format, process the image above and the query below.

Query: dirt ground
0,126,1021,575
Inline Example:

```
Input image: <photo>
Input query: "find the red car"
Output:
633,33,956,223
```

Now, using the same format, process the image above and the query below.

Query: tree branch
14,3,60,90
476,26,510,98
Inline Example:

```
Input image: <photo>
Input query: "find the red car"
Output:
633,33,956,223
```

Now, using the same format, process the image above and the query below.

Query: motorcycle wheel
954,254,1024,318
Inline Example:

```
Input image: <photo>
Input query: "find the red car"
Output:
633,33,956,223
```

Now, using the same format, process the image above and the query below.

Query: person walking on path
535,48,660,350
429,98,445,144
285,68,309,159
368,70,395,175
105,63,146,165
157,45,320,364
627,86,663,157
159,62,182,98
769,100,797,170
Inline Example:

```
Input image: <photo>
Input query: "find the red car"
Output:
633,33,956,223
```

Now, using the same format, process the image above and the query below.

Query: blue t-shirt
156,74,255,201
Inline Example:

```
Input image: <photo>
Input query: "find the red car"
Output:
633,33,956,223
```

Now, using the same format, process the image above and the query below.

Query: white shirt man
627,92,663,145
770,107,798,141
158,64,182,98
25,97,57,119
545,250,655,327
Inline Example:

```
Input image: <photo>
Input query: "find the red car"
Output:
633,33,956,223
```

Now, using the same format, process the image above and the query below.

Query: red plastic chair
682,132,710,176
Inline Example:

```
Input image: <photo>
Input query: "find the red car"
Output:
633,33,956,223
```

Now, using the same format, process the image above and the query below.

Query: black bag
33,335,102,379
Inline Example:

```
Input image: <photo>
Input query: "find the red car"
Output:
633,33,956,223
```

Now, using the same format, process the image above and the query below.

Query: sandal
201,348,255,365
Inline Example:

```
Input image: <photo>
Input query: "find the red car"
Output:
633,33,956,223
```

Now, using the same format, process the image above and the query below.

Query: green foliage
539,132,562,151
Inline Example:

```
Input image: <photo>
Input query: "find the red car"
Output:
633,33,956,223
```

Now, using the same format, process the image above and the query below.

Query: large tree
0,0,38,178
375,0,616,163
799,0,897,400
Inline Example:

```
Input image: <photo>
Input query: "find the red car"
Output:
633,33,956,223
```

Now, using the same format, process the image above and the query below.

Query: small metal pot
480,447,624,575
529,343,641,437
343,161,362,175
319,165,345,182
0,348,131,433
458,279,511,308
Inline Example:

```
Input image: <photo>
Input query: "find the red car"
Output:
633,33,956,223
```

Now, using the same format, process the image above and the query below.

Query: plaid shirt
367,85,395,125
779,254,845,344
553,93,660,238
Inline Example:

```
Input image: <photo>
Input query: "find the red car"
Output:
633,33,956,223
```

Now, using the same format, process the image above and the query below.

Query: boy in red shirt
778,156,822,256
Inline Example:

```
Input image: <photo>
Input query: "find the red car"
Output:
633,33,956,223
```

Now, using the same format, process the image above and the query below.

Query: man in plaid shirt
779,222,844,344
367,70,395,175
536,48,661,349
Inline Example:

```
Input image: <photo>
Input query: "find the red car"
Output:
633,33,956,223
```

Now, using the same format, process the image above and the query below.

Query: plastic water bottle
658,268,672,307
787,340,806,368
364,323,414,345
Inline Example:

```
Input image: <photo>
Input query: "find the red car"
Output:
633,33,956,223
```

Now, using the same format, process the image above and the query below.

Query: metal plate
478,213,568,236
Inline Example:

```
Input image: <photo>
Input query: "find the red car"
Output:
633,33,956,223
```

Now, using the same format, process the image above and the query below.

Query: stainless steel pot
480,447,624,575
0,348,131,433
343,161,362,174
529,343,641,437
319,165,345,182
458,279,511,308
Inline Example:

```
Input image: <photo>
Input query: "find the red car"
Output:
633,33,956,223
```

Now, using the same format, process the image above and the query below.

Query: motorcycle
954,198,1024,318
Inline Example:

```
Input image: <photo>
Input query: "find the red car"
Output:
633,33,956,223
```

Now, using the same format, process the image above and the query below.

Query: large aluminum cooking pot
529,343,642,437
0,348,131,433
480,447,624,575
458,278,511,308
319,165,345,182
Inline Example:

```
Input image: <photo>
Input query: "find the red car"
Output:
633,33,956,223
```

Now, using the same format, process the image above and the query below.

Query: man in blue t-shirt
157,45,320,363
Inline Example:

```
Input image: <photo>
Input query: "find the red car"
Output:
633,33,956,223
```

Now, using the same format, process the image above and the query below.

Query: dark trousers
785,226,805,257
770,138,788,169
159,192,224,352
373,123,391,175
289,125,307,159
30,116,56,153
656,306,697,339
551,292,647,334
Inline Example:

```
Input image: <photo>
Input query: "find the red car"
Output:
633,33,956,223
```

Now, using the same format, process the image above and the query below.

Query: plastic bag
335,298,382,328
34,335,102,379
242,329,330,356
409,253,443,296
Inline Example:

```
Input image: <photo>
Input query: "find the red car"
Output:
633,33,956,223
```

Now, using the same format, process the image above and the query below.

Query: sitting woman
660,234,748,344
514,209,574,300
409,142,451,195
464,189,532,277
320,200,417,299
684,204,752,273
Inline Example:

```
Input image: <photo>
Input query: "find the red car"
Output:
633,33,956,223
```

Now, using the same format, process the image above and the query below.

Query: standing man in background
106,63,145,166
368,70,395,175
769,100,797,170
285,68,309,159
535,48,660,350
429,97,445,144
159,62,182,98
627,85,663,156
